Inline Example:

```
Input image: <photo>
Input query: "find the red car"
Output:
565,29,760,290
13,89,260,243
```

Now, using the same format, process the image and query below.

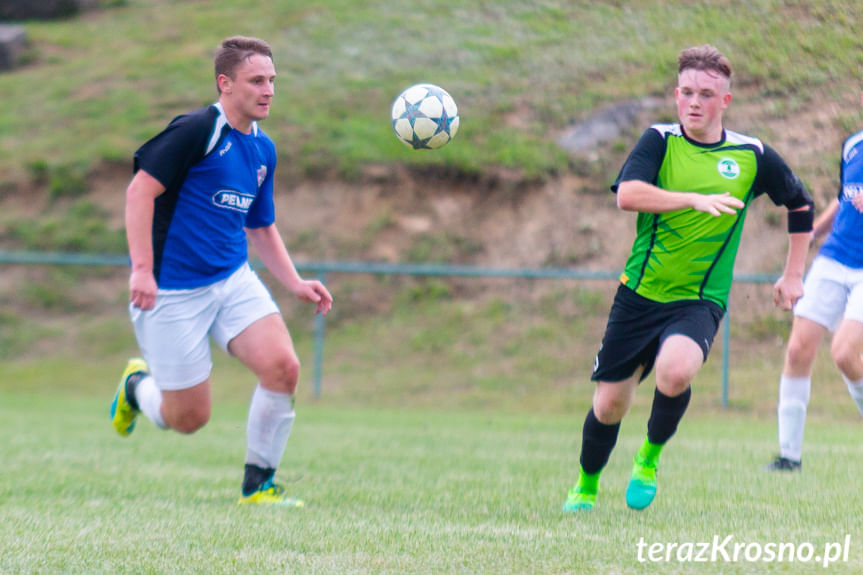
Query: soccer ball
391,83,459,150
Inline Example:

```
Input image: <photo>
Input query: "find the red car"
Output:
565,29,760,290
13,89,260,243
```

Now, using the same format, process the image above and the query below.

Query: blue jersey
133,103,277,289
820,129,863,269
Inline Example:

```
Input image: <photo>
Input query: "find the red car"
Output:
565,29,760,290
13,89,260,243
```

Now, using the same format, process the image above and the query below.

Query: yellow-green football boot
238,479,305,507
110,357,148,437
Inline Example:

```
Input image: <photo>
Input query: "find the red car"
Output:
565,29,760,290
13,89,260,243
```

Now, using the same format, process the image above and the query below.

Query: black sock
242,464,275,496
579,408,621,475
125,372,144,411
647,387,691,445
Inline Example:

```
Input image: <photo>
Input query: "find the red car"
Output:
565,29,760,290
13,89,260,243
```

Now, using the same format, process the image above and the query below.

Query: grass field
1,388,862,575
2,274,862,575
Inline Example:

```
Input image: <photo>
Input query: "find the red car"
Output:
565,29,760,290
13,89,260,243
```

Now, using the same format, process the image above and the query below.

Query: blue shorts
591,284,724,383
129,263,280,391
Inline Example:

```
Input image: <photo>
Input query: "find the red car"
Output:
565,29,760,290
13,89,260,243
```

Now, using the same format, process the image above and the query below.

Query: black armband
787,208,814,233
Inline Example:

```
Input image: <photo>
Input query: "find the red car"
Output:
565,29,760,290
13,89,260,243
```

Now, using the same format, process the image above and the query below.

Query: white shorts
794,255,863,332
130,263,280,391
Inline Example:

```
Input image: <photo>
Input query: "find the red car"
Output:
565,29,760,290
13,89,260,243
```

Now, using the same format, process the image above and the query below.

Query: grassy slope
2,0,863,183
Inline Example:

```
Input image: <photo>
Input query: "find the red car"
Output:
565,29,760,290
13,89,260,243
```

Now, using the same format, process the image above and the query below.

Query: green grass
1,391,862,574
4,0,863,183
1,278,862,573
2,200,126,253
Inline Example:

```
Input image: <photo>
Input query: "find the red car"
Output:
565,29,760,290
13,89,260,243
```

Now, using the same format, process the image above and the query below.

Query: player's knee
657,365,695,396
171,406,211,434
173,416,209,434
786,337,817,371
593,393,629,422
263,353,301,394
280,353,301,387
660,380,690,397
831,339,861,375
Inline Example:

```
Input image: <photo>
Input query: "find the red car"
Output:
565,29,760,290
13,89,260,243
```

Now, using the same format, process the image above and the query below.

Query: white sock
245,384,296,469
841,374,863,418
777,375,810,461
136,375,167,429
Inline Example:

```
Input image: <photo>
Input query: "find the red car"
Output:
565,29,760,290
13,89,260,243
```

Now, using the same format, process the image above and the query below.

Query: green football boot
562,467,600,513
626,438,662,510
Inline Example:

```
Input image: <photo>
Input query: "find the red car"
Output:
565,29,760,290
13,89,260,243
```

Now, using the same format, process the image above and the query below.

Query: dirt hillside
3,87,855,312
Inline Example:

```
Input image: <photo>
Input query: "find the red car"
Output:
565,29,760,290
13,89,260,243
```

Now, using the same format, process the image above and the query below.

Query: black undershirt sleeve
611,128,667,194
133,107,213,191
753,144,813,210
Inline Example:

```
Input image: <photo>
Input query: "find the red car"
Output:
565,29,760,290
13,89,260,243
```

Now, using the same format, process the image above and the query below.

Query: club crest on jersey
213,190,254,213
257,165,267,187
717,158,740,179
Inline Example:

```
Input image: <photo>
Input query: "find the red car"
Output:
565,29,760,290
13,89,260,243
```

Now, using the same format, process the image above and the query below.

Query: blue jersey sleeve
244,133,277,229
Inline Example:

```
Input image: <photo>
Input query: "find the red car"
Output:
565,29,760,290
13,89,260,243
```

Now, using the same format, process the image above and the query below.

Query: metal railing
0,250,779,407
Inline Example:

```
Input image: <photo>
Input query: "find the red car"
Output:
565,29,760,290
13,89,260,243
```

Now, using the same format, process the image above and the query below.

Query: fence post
313,271,326,399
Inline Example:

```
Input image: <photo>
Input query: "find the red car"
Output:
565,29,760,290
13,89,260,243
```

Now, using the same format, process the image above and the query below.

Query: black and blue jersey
133,103,276,289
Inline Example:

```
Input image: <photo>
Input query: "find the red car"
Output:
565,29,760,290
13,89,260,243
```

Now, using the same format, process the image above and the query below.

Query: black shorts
591,284,724,383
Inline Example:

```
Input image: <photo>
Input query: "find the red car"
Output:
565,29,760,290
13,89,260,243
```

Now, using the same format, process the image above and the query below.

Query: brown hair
214,36,273,92
678,44,732,83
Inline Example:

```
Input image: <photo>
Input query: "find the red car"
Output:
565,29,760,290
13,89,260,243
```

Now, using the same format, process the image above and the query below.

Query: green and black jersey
612,124,811,310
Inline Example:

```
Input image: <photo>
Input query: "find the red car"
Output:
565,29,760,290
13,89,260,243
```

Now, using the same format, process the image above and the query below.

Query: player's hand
129,269,158,310
772,275,804,311
291,279,333,315
852,193,863,213
691,192,745,217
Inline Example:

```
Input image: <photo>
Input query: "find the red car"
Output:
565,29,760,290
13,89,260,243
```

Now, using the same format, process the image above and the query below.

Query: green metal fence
0,250,780,407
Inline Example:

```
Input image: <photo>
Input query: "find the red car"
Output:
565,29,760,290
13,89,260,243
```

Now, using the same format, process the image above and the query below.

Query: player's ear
217,74,233,94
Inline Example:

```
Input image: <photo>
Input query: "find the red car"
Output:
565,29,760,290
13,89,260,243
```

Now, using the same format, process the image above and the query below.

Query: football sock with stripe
777,375,810,461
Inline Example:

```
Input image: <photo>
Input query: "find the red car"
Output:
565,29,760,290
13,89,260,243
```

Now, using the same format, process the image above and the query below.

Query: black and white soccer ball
391,83,459,150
